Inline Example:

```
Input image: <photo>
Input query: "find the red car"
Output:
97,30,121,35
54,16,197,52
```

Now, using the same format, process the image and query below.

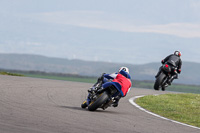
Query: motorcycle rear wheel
88,91,109,111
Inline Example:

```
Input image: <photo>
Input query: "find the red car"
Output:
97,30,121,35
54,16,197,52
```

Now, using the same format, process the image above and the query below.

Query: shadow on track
57,105,123,114
58,105,86,111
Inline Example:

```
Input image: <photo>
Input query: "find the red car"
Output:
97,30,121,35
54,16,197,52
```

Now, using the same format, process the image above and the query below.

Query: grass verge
136,93,200,127
0,71,24,76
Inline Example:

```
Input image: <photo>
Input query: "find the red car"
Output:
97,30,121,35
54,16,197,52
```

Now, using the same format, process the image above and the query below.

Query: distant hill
0,53,200,85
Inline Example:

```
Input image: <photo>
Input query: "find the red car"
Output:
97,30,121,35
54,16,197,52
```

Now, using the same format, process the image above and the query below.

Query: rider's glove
177,69,181,74
97,73,105,82
161,60,164,64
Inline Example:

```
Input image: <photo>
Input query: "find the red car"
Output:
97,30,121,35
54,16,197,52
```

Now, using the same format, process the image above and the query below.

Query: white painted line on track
129,95,200,130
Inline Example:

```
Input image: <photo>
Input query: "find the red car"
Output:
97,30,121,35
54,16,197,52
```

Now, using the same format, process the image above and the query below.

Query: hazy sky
0,0,200,64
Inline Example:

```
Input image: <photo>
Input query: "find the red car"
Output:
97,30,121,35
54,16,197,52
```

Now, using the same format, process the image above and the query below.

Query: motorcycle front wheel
88,91,109,111
154,72,166,90
81,100,88,108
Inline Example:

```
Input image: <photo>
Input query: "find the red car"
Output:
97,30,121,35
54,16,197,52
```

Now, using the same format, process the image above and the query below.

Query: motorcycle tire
81,100,88,108
88,91,109,111
154,72,166,90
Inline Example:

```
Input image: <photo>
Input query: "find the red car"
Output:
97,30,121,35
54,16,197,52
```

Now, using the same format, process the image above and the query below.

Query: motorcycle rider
87,67,132,107
155,50,182,86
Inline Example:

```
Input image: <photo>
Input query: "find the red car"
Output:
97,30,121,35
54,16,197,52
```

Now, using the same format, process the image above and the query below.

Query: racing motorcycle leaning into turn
81,78,123,111
154,62,177,91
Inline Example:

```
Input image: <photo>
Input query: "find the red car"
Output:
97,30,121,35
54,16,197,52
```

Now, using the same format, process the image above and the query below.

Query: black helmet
174,51,181,57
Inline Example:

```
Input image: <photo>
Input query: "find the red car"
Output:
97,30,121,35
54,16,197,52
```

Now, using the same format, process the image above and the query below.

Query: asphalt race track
0,75,199,133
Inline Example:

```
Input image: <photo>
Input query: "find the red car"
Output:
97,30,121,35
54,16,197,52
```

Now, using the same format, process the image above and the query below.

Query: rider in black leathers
155,51,182,85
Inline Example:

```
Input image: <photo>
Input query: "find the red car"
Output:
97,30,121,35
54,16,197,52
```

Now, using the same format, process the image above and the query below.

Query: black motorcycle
154,63,177,91
81,81,122,111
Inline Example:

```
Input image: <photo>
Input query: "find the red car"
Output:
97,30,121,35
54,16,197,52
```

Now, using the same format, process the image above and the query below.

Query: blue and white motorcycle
81,78,123,111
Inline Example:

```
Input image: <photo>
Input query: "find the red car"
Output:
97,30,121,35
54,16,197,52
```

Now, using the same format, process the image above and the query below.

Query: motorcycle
154,63,177,91
81,80,123,111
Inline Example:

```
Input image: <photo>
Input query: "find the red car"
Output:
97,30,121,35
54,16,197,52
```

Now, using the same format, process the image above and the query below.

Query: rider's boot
168,74,177,85
112,94,122,107
162,86,166,91
167,78,172,85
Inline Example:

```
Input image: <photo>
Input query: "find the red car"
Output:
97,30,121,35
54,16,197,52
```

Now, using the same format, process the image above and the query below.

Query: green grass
136,94,200,127
0,71,24,76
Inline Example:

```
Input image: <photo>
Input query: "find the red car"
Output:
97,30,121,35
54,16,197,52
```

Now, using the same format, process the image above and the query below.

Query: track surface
0,75,199,133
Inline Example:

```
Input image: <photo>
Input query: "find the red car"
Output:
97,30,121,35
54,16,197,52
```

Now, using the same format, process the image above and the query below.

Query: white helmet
119,67,129,74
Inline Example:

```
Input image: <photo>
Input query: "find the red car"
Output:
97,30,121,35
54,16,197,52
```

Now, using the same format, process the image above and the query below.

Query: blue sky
0,0,200,64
